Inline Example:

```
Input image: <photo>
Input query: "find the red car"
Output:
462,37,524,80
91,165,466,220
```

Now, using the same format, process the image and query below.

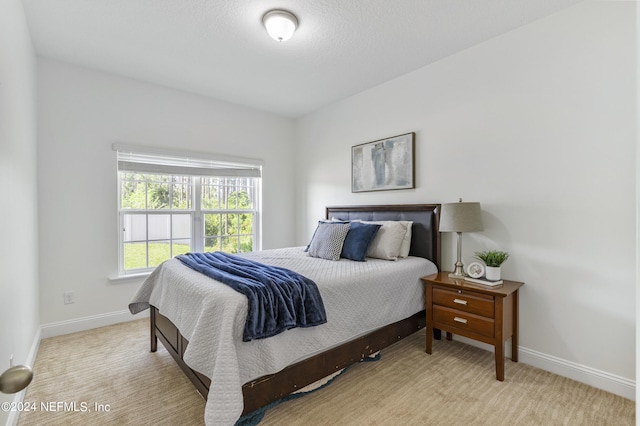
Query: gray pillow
307,222,351,261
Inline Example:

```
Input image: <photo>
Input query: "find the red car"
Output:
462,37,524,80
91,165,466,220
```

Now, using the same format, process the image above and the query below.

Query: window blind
113,143,262,178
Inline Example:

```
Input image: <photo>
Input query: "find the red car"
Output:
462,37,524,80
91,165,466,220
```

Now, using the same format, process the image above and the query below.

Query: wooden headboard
326,204,441,269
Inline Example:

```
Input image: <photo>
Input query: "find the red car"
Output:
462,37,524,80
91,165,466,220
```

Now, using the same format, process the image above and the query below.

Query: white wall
37,59,296,327
0,0,40,424
295,1,636,395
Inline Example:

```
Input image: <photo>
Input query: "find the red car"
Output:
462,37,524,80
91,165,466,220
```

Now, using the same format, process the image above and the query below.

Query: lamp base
448,261,466,279
448,272,467,279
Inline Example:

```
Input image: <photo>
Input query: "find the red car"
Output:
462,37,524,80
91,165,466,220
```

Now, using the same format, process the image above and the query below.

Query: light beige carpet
18,318,634,425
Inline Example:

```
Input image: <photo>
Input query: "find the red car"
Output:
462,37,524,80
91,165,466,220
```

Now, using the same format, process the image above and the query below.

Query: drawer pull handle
453,299,468,305
454,317,468,324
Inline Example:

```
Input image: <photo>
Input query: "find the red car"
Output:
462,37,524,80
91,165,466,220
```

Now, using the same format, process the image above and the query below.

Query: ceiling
21,0,583,118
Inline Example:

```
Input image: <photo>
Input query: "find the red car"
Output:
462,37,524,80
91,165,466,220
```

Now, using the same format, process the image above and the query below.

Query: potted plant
474,250,509,281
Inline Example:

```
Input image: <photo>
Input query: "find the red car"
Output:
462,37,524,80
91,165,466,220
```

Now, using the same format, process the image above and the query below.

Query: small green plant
474,250,509,267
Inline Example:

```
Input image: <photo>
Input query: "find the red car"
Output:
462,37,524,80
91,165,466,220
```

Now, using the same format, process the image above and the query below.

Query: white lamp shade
439,202,483,233
263,10,298,42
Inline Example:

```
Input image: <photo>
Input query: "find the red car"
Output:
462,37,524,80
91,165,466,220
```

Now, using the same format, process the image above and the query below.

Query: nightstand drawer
433,305,495,337
433,287,494,318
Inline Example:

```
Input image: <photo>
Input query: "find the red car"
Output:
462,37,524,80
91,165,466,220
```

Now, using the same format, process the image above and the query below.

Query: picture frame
351,132,415,193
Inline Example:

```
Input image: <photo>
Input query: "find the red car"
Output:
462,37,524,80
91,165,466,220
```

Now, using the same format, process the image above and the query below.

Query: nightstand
422,272,524,381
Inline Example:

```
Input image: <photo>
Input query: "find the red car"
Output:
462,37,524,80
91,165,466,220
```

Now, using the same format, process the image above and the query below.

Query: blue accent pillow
341,222,382,261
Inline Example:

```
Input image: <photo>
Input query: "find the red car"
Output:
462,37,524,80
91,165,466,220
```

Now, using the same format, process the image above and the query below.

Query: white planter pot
485,266,501,281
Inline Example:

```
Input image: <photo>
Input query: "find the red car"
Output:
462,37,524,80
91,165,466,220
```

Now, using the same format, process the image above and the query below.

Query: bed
129,204,441,425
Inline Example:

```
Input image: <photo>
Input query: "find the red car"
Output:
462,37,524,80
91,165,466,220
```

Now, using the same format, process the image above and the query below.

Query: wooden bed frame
150,204,441,415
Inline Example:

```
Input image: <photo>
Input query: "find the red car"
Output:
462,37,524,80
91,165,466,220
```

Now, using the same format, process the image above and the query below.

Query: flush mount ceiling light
262,10,298,42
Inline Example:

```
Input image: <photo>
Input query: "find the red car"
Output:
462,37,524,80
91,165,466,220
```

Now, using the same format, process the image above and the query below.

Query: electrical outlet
63,291,74,305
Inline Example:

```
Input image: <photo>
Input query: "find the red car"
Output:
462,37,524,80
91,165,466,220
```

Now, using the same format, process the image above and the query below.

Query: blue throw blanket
176,252,327,342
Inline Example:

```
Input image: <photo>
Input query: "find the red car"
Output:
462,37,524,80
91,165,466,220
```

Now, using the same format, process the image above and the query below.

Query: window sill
109,272,150,284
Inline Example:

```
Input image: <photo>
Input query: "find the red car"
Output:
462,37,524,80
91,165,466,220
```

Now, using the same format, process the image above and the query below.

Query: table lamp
439,199,483,278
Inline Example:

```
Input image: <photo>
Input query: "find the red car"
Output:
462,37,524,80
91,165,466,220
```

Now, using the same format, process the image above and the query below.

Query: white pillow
398,221,413,258
362,221,407,260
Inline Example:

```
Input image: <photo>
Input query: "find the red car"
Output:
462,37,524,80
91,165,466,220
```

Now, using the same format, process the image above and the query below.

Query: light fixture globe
262,10,298,42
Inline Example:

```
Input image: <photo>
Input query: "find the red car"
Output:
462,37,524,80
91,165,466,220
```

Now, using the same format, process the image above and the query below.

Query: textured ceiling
22,0,583,118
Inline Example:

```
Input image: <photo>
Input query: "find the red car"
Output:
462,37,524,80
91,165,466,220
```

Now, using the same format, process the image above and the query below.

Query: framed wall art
351,132,415,193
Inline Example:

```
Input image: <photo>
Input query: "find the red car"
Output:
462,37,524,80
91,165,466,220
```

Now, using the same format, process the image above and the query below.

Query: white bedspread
129,247,437,426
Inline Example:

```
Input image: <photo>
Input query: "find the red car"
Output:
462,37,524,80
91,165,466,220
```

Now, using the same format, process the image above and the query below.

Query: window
115,145,261,275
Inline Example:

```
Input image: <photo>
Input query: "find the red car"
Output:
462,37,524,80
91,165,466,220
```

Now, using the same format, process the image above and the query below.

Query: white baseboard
518,346,635,401
451,335,635,401
40,310,141,339
6,326,41,426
